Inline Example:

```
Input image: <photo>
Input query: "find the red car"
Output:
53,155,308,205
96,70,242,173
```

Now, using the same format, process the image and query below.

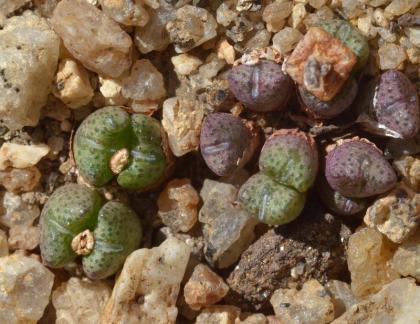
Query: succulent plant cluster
39,16,419,281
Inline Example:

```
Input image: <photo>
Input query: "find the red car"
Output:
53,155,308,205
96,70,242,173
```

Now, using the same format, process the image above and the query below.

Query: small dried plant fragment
51,0,132,78
285,27,356,101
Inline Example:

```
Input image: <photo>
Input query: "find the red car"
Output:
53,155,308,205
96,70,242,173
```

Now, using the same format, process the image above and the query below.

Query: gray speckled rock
0,11,59,130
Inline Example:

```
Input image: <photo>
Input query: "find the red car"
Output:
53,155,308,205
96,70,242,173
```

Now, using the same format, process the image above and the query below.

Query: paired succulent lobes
239,129,318,225
40,184,142,279
228,60,293,112
325,139,397,198
74,106,170,189
200,113,258,176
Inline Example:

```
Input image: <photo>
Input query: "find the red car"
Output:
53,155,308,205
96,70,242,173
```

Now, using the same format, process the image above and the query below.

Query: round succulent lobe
299,77,358,119
325,138,397,198
228,60,293,112
259,129,318,192
238,172,306,225
200,113,258,176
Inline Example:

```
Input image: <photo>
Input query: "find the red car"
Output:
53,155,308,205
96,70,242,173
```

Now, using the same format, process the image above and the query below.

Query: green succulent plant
239,130,318,225
74,106,171,190
40,184,142,279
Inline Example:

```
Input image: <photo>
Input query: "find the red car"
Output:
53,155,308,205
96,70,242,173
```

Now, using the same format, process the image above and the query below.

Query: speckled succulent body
373,70,419,139
40,184,142,279
200,113,258,176
74,106,169,189
239,130,318,225
228,60,293,112
239,173,306,225
319,19,369,73
325,139,397,198
259,130,318,192
299,77,358,119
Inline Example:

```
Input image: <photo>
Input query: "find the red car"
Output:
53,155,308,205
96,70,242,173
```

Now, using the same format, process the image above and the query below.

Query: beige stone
195,305,241,324
162,97,203,157
158,178,199,233
53,277,111,324
391,229,420,281
378,43,407,70
0,229,8,257
0,255,54,323
364,184,420,243
272,27,303,54
347,228,399,298
53,58,94,109
0,143,50,171
122,59,166,102
102,237,191,324
166,5,218,53
0,166,41,193
52,0,132,78
217,39,235,65
0,12,59,129
332,279,420,324
270,280,335,324
171,54,203,75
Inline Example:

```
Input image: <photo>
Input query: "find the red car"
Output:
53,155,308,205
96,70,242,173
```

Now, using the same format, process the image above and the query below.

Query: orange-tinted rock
285,27,356,101
184,264,229,310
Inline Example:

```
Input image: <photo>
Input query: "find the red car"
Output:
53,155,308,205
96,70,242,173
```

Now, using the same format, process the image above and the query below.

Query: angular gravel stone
0,12,59,129
0,255,54,323
52,0,132,77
